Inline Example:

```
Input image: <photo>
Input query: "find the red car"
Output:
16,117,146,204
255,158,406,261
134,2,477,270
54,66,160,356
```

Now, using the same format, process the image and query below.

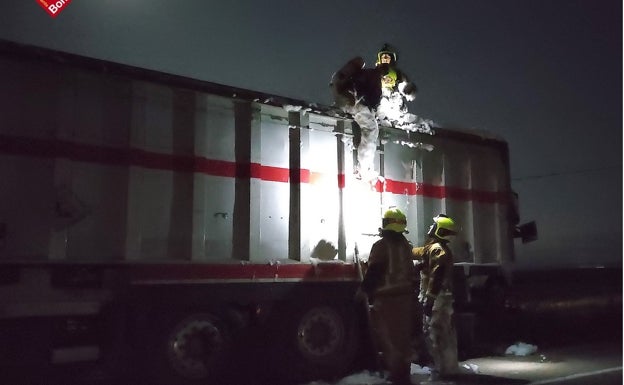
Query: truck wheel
146,312,231,385
275,304,358,382
296,305,346,362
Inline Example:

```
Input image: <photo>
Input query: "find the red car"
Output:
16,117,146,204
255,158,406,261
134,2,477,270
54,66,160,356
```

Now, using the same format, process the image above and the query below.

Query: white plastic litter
410,363,432,375
335,370,388,385
505,342,538,356
462,363,480,373
299,370,388,385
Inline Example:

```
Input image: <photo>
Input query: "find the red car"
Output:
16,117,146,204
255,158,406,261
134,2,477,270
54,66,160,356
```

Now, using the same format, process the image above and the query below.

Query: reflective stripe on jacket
413,239,454,301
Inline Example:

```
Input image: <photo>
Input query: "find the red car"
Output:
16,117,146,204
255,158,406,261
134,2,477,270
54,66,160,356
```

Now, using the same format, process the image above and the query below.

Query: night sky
0,1,621,269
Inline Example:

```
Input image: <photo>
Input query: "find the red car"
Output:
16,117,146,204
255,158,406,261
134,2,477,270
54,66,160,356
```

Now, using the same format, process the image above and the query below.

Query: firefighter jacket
361,230,415,300
377,63,417,101
330,56,385,110
413,238,454,302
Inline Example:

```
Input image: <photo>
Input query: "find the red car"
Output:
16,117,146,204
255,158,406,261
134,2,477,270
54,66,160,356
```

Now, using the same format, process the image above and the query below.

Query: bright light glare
466,356,562,379
482,360,549,372
345,177,384,262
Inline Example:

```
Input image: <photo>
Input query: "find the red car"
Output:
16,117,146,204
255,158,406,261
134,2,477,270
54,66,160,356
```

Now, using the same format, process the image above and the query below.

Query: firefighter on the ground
356,208,416,385
412,214,459,381
330,44,433,182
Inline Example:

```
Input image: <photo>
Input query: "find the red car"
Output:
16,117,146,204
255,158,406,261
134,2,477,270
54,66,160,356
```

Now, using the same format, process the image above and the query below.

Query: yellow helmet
382,208,407,233
428,214,457,240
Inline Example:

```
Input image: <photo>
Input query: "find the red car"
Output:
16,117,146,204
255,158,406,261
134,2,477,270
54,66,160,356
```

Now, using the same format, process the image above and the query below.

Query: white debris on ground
410,363,432,375
461,362,480,374
300,365,438,385
300,362,484,385
300,360,487,385
505,342,538,356
300,370,386,385
333,371,388,385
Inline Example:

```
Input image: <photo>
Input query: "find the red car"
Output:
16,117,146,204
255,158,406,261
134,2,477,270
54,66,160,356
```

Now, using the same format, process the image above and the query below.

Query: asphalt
415,267,623,385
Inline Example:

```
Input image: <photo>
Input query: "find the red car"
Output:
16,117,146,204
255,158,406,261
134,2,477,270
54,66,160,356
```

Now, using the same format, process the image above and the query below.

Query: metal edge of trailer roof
0,39,508,150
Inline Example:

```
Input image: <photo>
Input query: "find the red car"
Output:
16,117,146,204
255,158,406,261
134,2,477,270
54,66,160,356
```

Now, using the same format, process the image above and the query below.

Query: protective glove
399,82,417,101
402,82,417,96
423,297,434,317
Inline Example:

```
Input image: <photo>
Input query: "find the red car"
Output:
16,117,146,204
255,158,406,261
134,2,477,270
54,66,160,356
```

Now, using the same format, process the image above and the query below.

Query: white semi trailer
0,41,532,384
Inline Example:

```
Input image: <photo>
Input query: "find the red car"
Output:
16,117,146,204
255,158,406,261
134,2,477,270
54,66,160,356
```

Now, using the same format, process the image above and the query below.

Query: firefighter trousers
423,293,458,377
371,293,414,385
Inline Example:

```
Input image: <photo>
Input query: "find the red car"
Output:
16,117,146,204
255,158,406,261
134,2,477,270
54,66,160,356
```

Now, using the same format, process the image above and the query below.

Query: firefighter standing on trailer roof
329,44,434,182
357,208,416,385
412,214,460,381
375,43,433,133
330,54,383,182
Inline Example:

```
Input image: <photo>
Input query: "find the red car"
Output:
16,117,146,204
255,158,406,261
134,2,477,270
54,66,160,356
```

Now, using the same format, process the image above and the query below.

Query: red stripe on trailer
382,179,419,195
0,134,306,184
381,179,506,204
193,157,237,177
252,164,289,182
129,262,359,283
337,174,346,188
0,134,506,203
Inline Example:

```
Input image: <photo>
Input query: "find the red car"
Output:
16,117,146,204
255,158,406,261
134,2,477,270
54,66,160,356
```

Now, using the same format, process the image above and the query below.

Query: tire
273,304,359,383
145,312,231,385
